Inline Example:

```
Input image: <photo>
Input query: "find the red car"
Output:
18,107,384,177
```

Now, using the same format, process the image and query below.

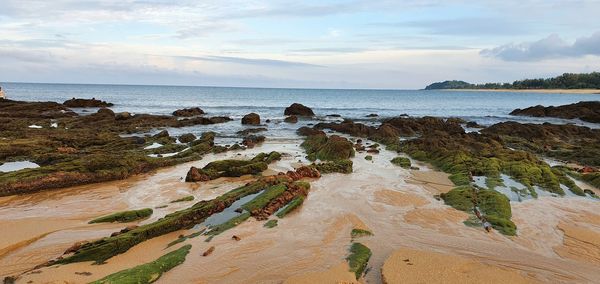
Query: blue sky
1,0,599,89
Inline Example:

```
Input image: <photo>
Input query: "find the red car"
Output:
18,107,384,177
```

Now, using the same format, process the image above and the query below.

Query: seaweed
90,244,191,284
390,157,410,169
313,160,353,174
346,243,372,280
242,184,287,212
205,212,251,237
88,208,153,224
350,229,373,238
264,220,278,228
276,195,305,218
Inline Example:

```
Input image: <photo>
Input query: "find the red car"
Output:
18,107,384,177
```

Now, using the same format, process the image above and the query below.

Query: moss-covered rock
276,195,305,218
90,244,191,284
346,242,372,280
313,160,353,174
390,157,410,169
264,219,278,228
171,196,195,203
89,208,153,224
350,228,373,238
301,135,354,161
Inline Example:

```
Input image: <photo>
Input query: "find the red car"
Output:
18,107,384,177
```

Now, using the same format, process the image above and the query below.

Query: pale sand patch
442,88,600,94
407,170,454,194
374,189,429,207
284,262,358,284
554,221,600,265
381,248,538,284
404,208,467,233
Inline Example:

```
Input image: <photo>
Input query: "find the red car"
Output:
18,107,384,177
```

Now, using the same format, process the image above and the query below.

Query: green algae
90,244,191,284
88,208,153,224
350,229,373,238
301,135,354,161
170,196,195,203
276,195,305,218
264,220,278,228
390,157,410,169
364,155,373,161
346,243,372,280
313,160,353,174
205,212,251,237
242,184,287,212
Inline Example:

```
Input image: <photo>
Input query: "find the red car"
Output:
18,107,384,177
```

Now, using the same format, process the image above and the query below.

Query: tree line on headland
425,72,600,90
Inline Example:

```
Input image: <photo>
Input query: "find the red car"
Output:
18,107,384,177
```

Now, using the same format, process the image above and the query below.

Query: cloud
374,17,526,36
172,55,323,67
481,32,600,61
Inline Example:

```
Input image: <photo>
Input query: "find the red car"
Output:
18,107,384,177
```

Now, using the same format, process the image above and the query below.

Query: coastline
440,88,600,94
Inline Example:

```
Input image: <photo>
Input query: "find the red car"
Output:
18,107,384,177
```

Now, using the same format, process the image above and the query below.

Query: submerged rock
63,98,113,108
284,103,314,116
242,113,261,125
173,107,204,117
237,128,267,136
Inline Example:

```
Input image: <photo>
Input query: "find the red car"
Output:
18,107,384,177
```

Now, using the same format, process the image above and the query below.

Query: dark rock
232,235,241,241
466,121,484,128
185,166,210,182
115,112,132,120
365,113,378,117
327,114,341,117
179,133,197,143
63,98,113,108
202,246,215,256
96,108,115,117
242,135,266,148
296,127,326,137
284,115,298,123
242,113,261,125
237,128,267,136
153,130,170,138
173,107,204,117
284,103,314,116
510,101,600,123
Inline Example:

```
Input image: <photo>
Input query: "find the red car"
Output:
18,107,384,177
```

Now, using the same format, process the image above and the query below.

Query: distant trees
425,72,600,90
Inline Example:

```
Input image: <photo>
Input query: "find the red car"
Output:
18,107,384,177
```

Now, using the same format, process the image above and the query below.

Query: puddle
148,148,190,158
0,161,40,172
28,125,42,129
144,142,163,149
195,190,264,229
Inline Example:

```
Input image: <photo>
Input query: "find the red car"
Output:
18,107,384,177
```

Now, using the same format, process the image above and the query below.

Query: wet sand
2,138,600,283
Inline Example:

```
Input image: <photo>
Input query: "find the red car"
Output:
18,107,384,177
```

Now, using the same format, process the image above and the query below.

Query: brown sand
374,189,429,207
284,262,358,284
555,223,600,265
407,170,454,194
381,248,538,284
443,88,600,94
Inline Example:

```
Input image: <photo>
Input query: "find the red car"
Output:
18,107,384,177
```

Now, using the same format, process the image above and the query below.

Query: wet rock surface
63,98,113,108
284,103,314,116
241,113,261,125
173,107,204,117
510,101,600,123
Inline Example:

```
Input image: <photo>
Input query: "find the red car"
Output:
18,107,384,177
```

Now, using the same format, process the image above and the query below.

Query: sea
3,82,599,144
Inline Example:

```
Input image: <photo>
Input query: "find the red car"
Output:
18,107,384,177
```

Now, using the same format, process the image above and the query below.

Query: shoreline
440,88,600,94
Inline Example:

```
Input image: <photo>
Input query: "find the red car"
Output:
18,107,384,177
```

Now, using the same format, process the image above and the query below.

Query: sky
1,0,600,89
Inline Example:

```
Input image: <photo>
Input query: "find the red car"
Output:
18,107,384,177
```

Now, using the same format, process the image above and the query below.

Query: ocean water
3,82,599,143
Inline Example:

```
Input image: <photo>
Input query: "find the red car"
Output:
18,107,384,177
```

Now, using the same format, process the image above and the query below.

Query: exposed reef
510,101,600,123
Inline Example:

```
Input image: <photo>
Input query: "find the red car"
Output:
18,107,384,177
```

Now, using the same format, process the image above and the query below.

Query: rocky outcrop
185,166,210,182
63,98,113,108
173,107,204,117
284,103,314,116
284,115,298,123
242,113,260,125
510,101,600,123
178,133,196,143
242,135,266,148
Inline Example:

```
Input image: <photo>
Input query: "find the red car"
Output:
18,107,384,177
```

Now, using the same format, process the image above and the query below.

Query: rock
296,126,325,137
179,133,197,143
115,112,131,120
185,166,210,182
64,241,89,255
202,246,215,256
237,128,267,136
284,103,314,116
466,121,484,128
510,101,600,123
265,119,271,123
63,98,113,108
57,146,78,154
366,149,380,154
242,135,266,148
131,136,146,144
173,107,204,117
153,130,170,138
96,108,115,117
366,113,378,117
284,115,298,123
232,235,241,241
285,166,321,180
327,114,341,117
242,113,261,125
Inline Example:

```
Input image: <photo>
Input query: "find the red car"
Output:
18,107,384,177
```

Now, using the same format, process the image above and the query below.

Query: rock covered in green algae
88,208,153,224
301,135,354,162
347,242,372,280
313,160,353,174
185,152,281,182
390,157,411,169
90,244,191,284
